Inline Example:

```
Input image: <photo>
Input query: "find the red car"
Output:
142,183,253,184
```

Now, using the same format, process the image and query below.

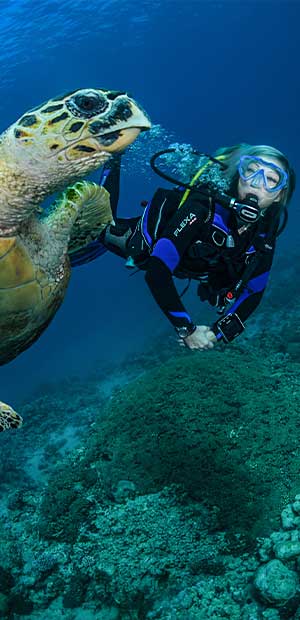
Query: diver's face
237,156,284,210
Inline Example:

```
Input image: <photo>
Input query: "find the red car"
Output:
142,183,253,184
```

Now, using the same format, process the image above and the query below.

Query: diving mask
238,155,288,193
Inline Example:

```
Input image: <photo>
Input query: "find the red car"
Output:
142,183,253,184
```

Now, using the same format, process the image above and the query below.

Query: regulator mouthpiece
232,194,260,223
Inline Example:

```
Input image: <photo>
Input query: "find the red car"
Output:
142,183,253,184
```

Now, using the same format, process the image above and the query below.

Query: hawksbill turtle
0,88,151,432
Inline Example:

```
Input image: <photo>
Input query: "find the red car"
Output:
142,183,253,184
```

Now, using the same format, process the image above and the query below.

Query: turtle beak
97,127,144,152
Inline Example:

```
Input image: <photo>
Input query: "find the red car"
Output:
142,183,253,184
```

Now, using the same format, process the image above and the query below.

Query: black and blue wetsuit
129,188,274,340
70,164,275,342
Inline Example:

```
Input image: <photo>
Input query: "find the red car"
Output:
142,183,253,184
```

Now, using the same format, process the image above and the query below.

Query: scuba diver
70,143,296,350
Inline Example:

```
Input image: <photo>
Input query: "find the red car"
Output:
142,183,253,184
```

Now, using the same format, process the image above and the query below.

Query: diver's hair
214,143,296,207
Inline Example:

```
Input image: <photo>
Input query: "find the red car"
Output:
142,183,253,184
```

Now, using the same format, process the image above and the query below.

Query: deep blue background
1,0,299,404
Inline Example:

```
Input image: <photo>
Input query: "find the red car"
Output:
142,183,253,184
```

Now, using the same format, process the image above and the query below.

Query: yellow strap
178,154,226,208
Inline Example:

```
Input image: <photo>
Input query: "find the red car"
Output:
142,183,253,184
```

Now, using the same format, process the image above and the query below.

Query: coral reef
2,249,300,617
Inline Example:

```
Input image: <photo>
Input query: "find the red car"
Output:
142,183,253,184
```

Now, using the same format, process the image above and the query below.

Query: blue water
1,0,299,405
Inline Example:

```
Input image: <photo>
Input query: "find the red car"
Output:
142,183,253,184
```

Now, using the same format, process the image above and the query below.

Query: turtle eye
67,91,109,118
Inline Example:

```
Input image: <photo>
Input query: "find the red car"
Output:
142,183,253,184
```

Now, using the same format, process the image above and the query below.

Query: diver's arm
145,196,217,350
145,196,210,330
211,249,275,342
145,255,194,328
145,256,216,350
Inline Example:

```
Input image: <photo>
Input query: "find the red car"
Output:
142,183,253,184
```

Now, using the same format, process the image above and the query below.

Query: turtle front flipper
44,180,114,257
0,401,23,432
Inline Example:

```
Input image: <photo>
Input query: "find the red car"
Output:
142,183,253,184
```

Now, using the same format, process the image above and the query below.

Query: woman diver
70,143,296,351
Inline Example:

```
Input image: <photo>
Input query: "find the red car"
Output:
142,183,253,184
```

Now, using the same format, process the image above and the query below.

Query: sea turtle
0,88,151,432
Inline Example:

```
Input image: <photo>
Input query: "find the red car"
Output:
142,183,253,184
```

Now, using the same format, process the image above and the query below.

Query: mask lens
240,157,260,179
239,156,288,193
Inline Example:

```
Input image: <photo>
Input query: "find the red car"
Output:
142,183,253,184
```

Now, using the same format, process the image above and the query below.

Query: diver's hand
179,325,217,351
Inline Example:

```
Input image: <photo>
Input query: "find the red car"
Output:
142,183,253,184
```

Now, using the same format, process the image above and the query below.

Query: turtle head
0,89,151,232
8,88,151,177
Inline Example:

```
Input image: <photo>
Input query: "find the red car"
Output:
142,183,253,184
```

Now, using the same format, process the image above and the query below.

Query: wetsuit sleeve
145,194,210,329
211,246,275,341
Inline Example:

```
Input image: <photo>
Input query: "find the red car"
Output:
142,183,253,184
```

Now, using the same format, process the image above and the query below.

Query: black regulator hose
149,148,227,189
150,149,261,224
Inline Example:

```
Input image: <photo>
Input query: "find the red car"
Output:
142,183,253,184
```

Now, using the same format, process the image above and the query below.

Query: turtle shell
0,237,69,365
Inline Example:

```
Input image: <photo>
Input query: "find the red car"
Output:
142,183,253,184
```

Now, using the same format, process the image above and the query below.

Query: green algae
39,347,300,544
